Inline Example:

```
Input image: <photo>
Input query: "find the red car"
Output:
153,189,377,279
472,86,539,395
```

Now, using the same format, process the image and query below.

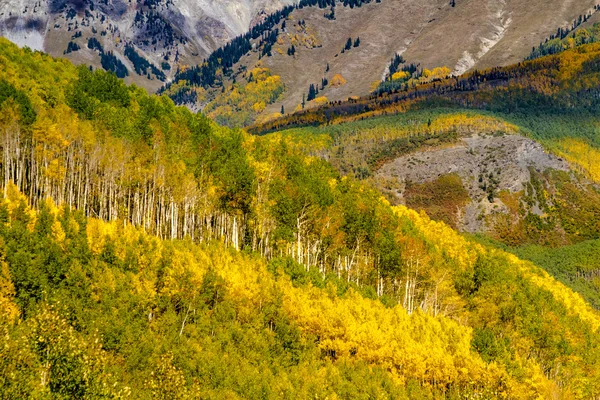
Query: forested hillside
252,41,600,181
2,38,600,398
251,43,600,310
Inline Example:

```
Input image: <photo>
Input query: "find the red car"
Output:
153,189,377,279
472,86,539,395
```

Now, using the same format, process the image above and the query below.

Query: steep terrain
376,132,571,231
0,0,296,91
2,37,600,399
165,0,600,125
3,0,599,113
251,41,600,307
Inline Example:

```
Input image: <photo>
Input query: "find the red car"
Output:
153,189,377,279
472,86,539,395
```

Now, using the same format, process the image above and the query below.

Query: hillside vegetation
4,184,600,398
253,42,600,180
2,38,600,398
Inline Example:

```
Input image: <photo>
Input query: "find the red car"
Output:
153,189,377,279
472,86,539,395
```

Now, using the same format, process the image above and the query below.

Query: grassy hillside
266,109,600,245
2,38,600,398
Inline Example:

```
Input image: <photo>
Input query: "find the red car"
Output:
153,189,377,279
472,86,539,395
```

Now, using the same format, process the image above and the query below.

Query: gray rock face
376,133,571,232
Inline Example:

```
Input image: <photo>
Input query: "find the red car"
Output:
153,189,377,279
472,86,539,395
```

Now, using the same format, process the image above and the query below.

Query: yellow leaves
159,245,207,299
509,253,600,332
4,181,36,230
421,66,451,82
32,108,78,182
45,158,67,181
428,113,519,136
67,207,523,391
370,80,382,92
33,112,70,149
146,353,191,400
0,259,19,322
552,138,600,182
254,112,284,126
396,196,600,335
252,101,266,113
205,68,284,125
0,102,21,127
51,219,66,249
314,96,328,106
247,67,270,81
86,218,118,255
391,71,410,81
281,279,492,387
330,74,347,87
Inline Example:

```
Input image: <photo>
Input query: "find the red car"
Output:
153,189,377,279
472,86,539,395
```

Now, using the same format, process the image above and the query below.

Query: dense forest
2,38,600,398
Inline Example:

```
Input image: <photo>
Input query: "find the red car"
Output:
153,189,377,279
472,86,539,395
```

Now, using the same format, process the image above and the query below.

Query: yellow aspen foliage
330,74,347,87
553,138,600,182
391,71,410,81
429,114,519,136
4,182,36,230
86,218,118,255
42,198,67,246
146,353,191,400
370,80,382,92
29,305,129,397
508,253,600,331
205,68,284,126
159,245,208,299
254,112,285,125
252,101,266,113
394,204,600,332
420,66,451,82
0,259,19,322
314,96,328,106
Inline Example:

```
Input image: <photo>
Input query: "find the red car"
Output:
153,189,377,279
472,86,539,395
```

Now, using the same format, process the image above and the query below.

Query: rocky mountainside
3,0,599,104
161,0,600,125
0,0,296,91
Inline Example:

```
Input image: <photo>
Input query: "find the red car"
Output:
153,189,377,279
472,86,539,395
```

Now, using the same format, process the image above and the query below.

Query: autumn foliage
2,38,600,398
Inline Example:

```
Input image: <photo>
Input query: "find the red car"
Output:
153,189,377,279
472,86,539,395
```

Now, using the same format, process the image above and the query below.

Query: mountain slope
2,37,600,398
252,42,600,310
0,0,296,91
4,184,600,398
164,0,600,125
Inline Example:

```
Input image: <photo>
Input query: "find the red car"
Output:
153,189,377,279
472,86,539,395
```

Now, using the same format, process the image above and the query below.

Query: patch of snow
0,0,49,51
3,28,45,51
453,51,476,76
